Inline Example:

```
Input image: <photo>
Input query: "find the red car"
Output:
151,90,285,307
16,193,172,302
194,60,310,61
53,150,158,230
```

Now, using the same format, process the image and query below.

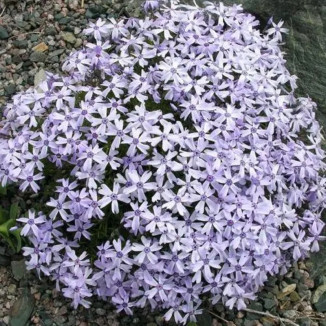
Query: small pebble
7,284,17,295
3,316,10,325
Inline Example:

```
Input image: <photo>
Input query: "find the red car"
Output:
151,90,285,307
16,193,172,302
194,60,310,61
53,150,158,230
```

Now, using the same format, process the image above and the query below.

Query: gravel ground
1,0,326,326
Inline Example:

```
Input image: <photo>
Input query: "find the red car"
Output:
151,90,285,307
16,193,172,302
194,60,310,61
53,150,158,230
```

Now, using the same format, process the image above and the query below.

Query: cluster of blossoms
1,0,326,323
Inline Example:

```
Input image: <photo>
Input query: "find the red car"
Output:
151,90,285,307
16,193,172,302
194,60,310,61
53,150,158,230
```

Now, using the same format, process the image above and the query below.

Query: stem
0,6,6,17
243,308,300,326
208,310,232,325
9,32,42,40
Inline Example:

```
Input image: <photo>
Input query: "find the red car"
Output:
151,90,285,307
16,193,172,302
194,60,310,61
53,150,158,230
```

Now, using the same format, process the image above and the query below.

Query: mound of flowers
0,0,325,323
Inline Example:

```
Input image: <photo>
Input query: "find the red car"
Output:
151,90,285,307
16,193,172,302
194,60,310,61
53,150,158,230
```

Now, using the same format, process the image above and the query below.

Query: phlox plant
0,0,326,323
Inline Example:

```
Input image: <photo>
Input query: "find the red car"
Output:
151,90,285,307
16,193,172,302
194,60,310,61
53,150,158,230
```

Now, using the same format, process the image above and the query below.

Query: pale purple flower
83,18,111,41
18,170,43,193
17,210,46,236
132,236,162,264
98,182,130,213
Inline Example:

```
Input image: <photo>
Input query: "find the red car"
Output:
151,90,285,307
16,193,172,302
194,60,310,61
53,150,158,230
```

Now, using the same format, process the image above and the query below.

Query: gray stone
294,270,303,280
75,39,83,48
30,52,47,63
34,69,46,90
9,288,35,326
68,0,79,10
62,32,76,44
4,84,16,96
16,21,30,30
282,310,297,319
263,298,276,309
54,3,61,11
74,27,81,35
44,320,53,326
246,302,263,320
59,17,72,25
85,4,107,19
314,292,326,312
11,260,26,281
318,276,326,286
49,56,60,63
54,13,64,21
49,49,65,57
67,315,76,326
12,55,22,65
13,40,28,49
299,317,311,326
5,56,12,65
45,26,57,36
54,315,67,324
48,39,56,46
125,0,143,17
30,34,39,42
290,291,301,302
0,26,9,39
310,242,326,281
85,9,95,18
297,283,309,296
244,321,257,326
8,284,16,295
95,308,105,316
58,306,67,315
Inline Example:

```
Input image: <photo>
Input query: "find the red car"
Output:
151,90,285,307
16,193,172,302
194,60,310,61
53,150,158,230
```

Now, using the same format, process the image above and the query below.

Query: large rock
9,288,35,326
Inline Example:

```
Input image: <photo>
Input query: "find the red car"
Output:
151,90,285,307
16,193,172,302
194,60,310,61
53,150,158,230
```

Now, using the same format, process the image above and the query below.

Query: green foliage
0,188,22,253
0,185,6,195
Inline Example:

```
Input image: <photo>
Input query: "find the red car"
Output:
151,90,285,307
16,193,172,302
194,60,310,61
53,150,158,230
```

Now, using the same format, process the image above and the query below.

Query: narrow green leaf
10,202,19,220
0,206,9,224
10,228,22,252
0,218,15,236
0,221,10,238
0,219,18,252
